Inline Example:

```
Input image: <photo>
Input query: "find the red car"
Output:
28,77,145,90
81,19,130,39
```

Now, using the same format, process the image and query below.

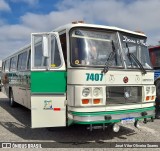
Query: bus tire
9,89,17,107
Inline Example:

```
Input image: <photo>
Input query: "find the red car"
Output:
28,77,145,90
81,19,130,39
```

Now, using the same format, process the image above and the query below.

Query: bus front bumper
68,107,155,125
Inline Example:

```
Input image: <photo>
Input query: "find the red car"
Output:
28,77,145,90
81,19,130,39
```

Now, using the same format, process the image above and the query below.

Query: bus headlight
152,86,156,94
93,88,101,97
82,88,90,97
146,87,150,94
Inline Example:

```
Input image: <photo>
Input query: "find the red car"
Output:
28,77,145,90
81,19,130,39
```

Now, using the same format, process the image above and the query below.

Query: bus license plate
121,117,135,124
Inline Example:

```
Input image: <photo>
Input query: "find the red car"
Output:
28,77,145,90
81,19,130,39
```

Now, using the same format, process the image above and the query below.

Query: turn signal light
82,99,89,104
151,96,155,100
93,99,100,104
146,96,150,101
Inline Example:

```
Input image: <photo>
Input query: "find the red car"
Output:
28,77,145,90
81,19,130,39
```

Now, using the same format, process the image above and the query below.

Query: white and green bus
1,22,156,132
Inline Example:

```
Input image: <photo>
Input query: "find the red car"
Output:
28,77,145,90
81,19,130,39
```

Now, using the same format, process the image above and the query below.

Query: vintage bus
1,22,156,132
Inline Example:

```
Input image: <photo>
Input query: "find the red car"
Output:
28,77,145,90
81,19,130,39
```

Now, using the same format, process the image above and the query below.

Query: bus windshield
120,33,152,69
70,29,122,67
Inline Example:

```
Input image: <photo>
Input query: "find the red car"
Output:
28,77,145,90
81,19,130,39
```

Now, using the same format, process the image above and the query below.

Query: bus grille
106,86,142,105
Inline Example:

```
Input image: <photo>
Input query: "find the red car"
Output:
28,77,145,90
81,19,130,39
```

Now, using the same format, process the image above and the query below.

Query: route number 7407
86,73,103,81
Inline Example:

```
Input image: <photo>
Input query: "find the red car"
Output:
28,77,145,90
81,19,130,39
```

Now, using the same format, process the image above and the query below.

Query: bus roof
3,22,147,61
53,23,147,37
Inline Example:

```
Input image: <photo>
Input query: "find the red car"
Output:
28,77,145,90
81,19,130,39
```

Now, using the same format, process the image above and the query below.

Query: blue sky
0,0,160,59
1,0,58,24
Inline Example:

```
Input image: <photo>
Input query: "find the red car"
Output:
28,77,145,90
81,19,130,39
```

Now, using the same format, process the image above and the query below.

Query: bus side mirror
42,35,49,57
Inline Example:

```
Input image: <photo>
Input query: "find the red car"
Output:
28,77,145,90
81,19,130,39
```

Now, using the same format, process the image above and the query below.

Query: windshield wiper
101,41,116,73
126,43,146,74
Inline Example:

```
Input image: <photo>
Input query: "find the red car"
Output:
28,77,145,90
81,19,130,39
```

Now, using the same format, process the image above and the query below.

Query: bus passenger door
31,32,67,128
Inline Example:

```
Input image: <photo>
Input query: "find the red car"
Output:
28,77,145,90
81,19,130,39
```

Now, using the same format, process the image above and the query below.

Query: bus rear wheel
9,90,17,107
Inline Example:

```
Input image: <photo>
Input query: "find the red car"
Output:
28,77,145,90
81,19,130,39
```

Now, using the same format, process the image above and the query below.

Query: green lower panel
72,115,153,125
71,106,155,116
31,71,67,93
72,119,120,125
69,106,155,125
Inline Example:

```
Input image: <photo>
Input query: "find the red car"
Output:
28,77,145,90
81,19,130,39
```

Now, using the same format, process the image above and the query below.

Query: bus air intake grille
106,86,142,105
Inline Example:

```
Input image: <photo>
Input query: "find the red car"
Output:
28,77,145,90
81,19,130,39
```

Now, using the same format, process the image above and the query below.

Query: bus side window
2,62,5,72
18,51,27,71
10,56,17,71
34,41,43,67
60,33,67,65
27,50,31,70
51,36,61,67
5,59,10,72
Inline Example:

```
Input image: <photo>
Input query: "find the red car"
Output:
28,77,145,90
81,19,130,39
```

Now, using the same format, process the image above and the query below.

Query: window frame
4,59,10,72
27,49,31,70
10,56,17,72
119,32,152,70
31,32,65,71
17,51,28,71
69,27,124,68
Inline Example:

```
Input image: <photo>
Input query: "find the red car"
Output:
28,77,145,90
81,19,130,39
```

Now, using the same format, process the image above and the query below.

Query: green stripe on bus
71,115,154,125
70,106,155,116
31,71,67,93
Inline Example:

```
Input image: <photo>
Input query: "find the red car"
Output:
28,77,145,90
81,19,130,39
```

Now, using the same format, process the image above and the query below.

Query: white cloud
54,0,160,44
20,10,84,31
0,0,11,11
0,25,34,40
0,0,160,59
65,0,160,29
0,24,34,59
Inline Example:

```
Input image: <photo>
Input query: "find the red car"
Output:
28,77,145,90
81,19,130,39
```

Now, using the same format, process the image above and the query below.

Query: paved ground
0,92,160,150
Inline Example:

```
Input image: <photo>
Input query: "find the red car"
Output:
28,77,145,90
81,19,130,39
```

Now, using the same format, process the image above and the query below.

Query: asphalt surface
0,92,160,150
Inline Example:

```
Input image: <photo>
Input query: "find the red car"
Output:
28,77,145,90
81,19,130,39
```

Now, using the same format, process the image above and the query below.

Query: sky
0,0,160,59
